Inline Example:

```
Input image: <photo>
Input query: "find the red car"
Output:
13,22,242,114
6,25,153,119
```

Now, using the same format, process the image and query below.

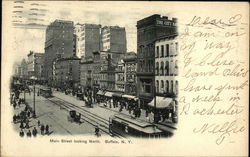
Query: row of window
126,64,136,72
138,59,154,73
155,61,178,76
138,44,154,57
156,80,178,94
155,42,178,58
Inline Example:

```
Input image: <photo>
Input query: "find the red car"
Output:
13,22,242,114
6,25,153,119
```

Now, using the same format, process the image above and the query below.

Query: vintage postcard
1,1,249,156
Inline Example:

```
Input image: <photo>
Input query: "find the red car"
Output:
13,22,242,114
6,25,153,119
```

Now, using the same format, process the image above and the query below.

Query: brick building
44,20,74,85
136,14,177,108
54,56,80,89
124,52,137,96
115,60,125,93
79,57,94,88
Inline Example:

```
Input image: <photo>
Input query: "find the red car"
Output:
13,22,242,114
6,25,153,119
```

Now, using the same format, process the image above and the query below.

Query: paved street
11,85,176,138
13,89,103,136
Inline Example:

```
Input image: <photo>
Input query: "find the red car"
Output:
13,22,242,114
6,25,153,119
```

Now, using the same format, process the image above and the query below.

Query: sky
9,1,179,64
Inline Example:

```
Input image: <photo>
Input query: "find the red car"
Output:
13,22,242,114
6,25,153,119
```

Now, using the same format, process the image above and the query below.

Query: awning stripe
148,96,173,109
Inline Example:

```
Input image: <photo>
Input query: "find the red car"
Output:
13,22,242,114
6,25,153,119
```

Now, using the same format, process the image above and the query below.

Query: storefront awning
112,93,123,97
96,90,105,95
104,92,113,97
122,94,138,100
148,96,173,109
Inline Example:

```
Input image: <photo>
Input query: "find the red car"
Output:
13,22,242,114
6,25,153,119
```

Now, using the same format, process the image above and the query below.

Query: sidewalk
52,90,176,129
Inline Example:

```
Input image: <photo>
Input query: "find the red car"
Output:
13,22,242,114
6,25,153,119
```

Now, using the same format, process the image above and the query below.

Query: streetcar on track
109,114,173,138
39,87,52,98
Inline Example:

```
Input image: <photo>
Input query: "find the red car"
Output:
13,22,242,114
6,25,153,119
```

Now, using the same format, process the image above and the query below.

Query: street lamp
30,76,37,118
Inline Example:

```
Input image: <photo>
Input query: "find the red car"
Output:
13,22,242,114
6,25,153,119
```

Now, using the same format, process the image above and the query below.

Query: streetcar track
44,96,125,138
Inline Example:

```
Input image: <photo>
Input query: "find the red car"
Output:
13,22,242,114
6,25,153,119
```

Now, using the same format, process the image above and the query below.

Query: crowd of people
11,81,52,138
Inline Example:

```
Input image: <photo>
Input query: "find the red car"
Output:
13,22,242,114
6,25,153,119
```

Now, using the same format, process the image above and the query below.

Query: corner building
136,14,177,108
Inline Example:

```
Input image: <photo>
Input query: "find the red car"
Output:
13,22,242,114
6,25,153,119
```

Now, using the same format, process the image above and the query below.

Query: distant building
20,59,28,79
101,26,127,53
44,20,74,85
74,23,101,58
26,51,44,79
124,52,137,96
155,34,178,97
54,56,80,89
136,14,177,108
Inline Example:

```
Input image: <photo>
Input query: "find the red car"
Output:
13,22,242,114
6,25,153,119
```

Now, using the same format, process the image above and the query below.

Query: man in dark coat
32,127,38,137
45,125,49,135
26,130,32,137
41,125,45,135
19,129,24,137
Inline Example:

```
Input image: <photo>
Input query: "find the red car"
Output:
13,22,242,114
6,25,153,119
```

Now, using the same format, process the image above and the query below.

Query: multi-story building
136,14,177,108
155,34,178,97
54,56,80,89
92,51,102,91
99,53,116,91
74,23,101,58
79,57,94,88
44,20,74,85
101,26,127,53
20,59,28,79
115,60,125,93
26,51,44,79
124,52,137,96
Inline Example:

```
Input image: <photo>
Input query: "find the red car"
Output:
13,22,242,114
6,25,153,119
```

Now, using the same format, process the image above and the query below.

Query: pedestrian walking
26,130,32,137
25,120,29,129
45,125,49,135
13,114,17,123
13,101,17,109
95,125,100,137
27,111,30,118
19,129,24,137
41,125,45,135
32,127,38,137
37,120,40,126
20,121,24,129
18,99,21,107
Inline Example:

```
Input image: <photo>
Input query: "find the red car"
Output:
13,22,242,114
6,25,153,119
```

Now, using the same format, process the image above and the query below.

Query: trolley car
109,114,172,138
39,88,52,98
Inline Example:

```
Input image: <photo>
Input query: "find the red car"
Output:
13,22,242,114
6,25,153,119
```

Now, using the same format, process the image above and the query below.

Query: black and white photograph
1,1,248,157
9,1,178,138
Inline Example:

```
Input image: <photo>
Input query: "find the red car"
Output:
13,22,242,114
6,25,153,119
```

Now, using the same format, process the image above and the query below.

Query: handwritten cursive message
179,14,248,145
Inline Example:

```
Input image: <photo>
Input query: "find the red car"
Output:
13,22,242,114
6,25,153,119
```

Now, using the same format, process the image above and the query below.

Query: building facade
44,20,74,84
99,53,116,91
74,23,101,58
92,51,102,91
26,51,44,79
115,60,125,93
155,34,178,97
80,58,94,88
124,52,137,96
101,26,127,53
136,14,177,108
54,57,80,89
